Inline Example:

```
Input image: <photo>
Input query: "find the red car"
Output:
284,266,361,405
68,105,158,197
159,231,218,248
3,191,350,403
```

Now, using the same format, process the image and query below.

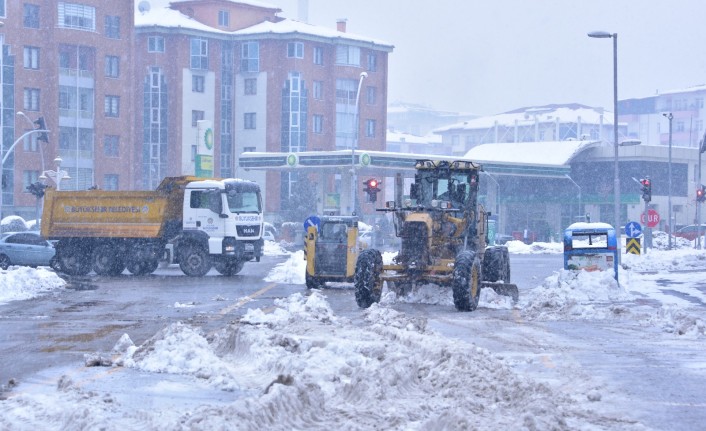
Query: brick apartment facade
1,0,392,220
1,0,135,220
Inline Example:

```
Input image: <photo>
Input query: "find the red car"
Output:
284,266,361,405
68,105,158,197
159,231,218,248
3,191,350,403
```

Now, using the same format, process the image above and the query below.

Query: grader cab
353,159,518,311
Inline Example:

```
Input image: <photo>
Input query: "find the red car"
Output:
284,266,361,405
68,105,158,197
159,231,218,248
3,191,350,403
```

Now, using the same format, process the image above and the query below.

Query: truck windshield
226,191,261,213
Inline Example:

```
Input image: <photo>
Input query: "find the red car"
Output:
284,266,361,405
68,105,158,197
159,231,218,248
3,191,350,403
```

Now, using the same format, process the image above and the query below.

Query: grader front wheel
452,250,482,311
353,249,383,308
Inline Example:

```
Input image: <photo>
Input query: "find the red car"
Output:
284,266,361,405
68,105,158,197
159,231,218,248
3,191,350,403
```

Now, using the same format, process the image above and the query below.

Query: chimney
337,19,347,32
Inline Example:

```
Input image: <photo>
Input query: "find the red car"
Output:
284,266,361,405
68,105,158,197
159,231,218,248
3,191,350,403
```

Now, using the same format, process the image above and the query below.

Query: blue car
0,232,58,270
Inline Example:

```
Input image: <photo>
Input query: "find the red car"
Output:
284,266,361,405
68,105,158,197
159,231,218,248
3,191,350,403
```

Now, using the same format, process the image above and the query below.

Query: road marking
218,283,277,316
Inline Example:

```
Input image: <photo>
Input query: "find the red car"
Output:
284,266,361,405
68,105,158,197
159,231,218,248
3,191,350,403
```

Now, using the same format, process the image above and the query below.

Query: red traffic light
369,179,378,188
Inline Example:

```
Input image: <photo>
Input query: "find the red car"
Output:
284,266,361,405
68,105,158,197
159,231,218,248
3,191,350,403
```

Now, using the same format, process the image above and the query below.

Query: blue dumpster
563,222,619,282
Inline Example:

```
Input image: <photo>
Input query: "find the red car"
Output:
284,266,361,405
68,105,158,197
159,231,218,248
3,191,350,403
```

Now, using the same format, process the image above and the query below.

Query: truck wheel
305,273,325,289
92,245,125,276
354,249,383,308
179,243,211,277
452,250,482,312
127,258,159,275
482,246,510,283
58,246,92,276
214,259,244,276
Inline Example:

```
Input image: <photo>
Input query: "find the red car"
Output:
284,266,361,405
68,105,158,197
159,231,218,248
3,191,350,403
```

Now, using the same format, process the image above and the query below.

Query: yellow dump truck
41,176,264,277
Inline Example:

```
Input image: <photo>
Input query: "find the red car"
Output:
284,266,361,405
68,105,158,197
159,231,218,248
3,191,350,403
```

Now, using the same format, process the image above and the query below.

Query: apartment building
1,0,135,220
134,0,392,215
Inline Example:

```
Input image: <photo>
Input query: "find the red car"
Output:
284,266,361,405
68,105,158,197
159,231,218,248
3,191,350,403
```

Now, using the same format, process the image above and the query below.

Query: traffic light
640,178,652,202
26,181,48,198
34,117,49,143
363,178,381,202
697,184,706,203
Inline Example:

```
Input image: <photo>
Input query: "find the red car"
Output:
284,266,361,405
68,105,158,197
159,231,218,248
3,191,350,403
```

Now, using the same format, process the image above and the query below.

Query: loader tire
452,250,482,312
92,244,125,276
483,246,510,283
179,243,211,277
305,273,325,289
214,259,244,276
354,249,383,308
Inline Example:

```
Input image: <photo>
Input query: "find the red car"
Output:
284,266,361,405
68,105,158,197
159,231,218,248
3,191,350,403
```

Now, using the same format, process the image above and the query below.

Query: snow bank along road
0,242,705,430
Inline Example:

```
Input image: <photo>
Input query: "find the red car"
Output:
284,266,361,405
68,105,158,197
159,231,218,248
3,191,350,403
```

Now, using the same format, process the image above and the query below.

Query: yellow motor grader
353,159,519,311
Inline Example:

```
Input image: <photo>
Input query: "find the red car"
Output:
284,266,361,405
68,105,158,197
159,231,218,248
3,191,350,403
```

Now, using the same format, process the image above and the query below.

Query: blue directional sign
625,221,642,238
304,215,321,233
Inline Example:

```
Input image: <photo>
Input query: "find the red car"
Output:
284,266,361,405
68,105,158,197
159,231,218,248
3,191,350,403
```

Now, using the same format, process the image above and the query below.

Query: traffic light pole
697,135,705,249
0,128,50,228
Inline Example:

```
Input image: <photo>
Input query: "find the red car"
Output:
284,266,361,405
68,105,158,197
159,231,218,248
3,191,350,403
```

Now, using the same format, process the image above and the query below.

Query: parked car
0,232,58,270
262,230,276,242
674,225,706,241
494,233,514,245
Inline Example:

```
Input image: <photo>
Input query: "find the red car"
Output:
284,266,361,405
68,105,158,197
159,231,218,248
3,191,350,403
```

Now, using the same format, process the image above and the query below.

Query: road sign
626,238,641,255
640,209,660,228
625,221,642,238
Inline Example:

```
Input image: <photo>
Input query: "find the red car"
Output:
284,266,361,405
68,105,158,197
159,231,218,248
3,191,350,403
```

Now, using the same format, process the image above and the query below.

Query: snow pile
521,269,632,320
264,250,305,284
505,240,563,254
263,239,290,256
97,291,626,429
0,267,66,305
622,247,706,271
0,215,29,233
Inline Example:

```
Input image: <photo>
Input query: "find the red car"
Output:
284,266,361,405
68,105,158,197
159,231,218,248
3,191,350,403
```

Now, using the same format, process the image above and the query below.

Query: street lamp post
40,156,71,191
663,112,673,249
350,71,367,216
588,31,621,249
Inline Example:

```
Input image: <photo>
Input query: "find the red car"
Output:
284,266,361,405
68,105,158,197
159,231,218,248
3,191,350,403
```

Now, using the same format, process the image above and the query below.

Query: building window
23,171,40,192
192,110,204,127
366,86,376,105
104,135,119,157
104,174,119,191
335,45,360,66
313,114,323,134
244,78,257,95
241,41,259,72
23,46,40,69
287,42,304,58
313,81,323,100
104,95,120,117
367,52,377,72
243,146,256,153
190,38,208,70
104,15,120,39
313,46,324,65
676,121,685,132
24,88,40,111
58,2,96,31
218,10,229,27
336,79,357,105
148,36,164,53
192,75,205,92
23,133,39,152
23,3,40,28
244,112,256,129
105,55,119,78
365,119,376,138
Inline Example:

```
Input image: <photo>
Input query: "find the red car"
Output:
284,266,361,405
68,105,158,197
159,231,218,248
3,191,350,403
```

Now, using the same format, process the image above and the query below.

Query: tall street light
588,30,621,246
350,71,367,215
663,112,673,249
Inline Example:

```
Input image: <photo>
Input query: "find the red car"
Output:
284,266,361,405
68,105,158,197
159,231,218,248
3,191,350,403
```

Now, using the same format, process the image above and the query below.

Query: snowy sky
265,0,706,115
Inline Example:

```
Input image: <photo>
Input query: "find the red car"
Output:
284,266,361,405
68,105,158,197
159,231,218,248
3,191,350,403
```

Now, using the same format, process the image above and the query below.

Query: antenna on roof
138,1,151,14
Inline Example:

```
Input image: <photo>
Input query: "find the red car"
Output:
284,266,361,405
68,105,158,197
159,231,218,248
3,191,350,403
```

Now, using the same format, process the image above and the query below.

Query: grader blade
482,282,519,303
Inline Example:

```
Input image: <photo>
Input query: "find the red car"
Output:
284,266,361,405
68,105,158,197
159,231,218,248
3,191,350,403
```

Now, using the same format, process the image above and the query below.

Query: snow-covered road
1,240,705,430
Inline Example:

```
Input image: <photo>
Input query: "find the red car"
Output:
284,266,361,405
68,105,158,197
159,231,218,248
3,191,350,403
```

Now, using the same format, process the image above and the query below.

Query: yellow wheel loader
304,216,364,289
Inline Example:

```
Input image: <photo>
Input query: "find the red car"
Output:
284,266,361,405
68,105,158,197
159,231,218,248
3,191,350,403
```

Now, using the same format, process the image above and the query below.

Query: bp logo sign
287,153,298,167
204,128,214,150
360,153,371,166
